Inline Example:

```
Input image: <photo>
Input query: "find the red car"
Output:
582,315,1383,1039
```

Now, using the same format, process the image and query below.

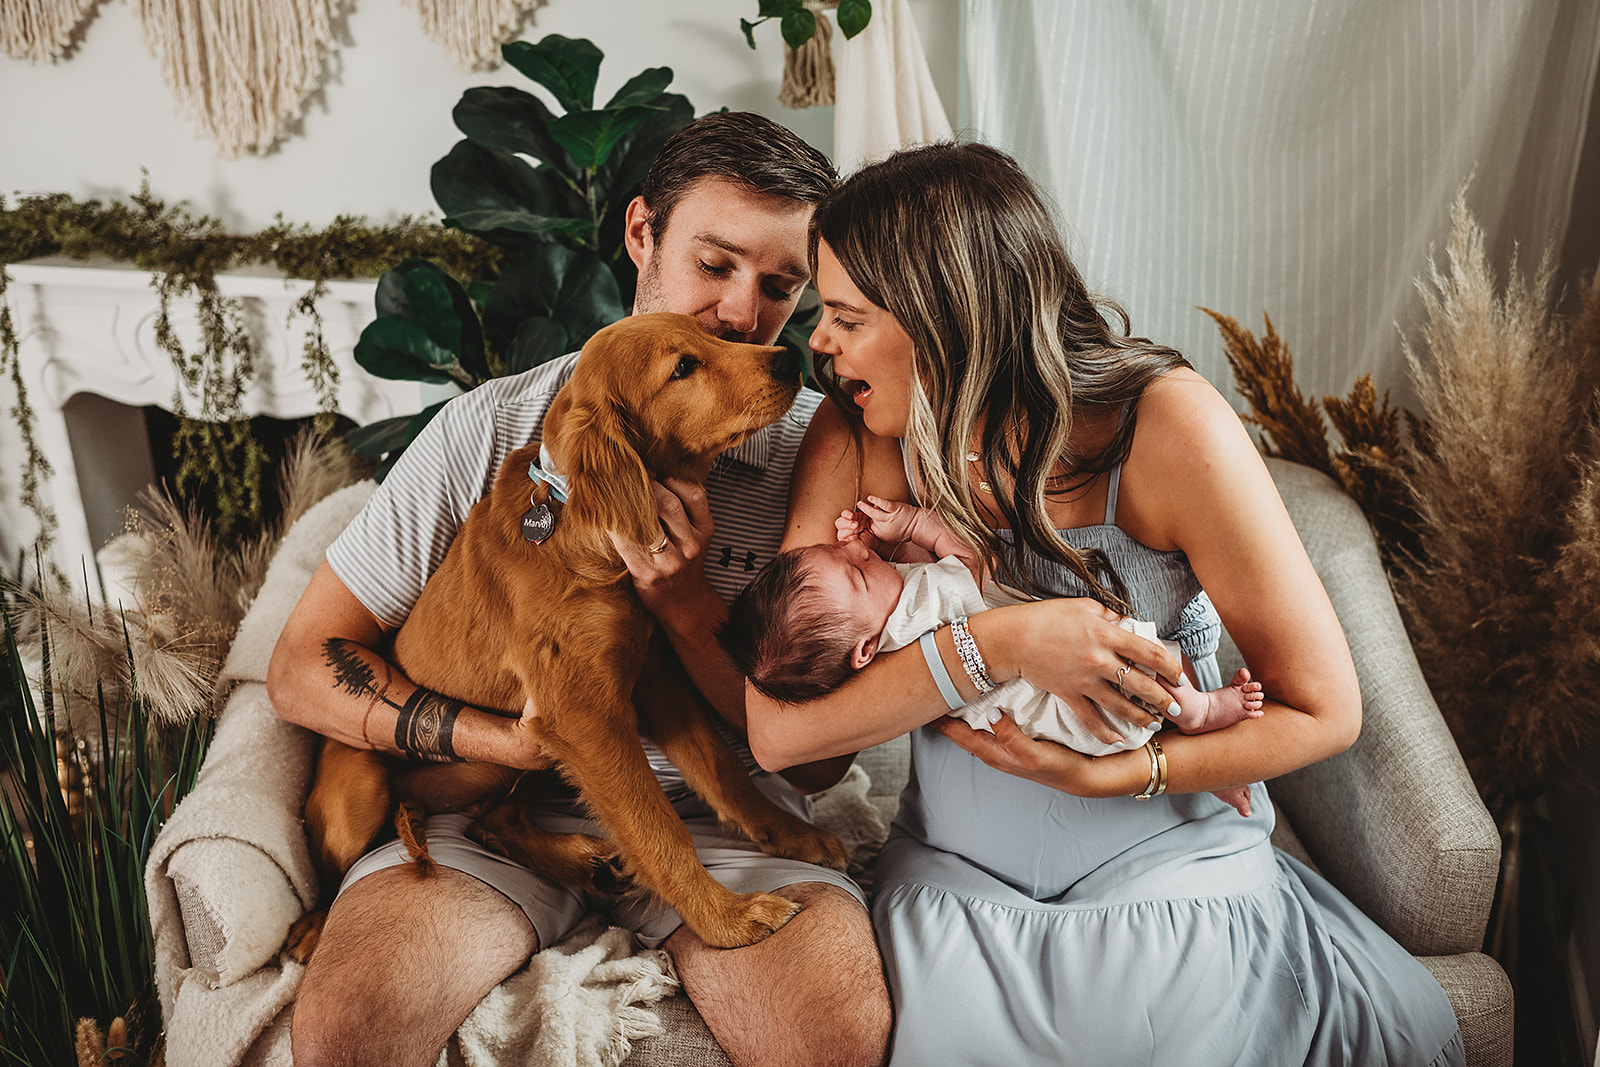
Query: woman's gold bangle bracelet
1133,736,1167,799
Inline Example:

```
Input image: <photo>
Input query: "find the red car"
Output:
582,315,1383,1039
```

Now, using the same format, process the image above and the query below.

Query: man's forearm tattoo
324,638,378,697
321,638,463,762
393,689,463,763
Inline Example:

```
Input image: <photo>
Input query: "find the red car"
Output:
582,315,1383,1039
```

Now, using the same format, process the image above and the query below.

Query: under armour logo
717,546,759,572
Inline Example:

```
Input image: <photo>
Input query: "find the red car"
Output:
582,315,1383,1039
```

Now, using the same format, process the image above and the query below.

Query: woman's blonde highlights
811,143,1190,608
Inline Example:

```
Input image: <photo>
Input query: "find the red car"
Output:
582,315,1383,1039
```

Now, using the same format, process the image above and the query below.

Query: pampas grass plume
1396,191,1600,808
8,426,361,743
1202,307,1334,477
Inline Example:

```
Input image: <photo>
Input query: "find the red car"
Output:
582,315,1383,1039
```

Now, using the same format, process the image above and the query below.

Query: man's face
625,177,814,346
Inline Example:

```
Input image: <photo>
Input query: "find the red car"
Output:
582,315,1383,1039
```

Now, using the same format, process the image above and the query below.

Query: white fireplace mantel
1,257,423,587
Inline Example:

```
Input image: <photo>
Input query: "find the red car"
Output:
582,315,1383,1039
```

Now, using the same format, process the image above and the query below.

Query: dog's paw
740,817,849,870
284,909,327,964
589,854,633,897
466,812,619,890
694,890,804,949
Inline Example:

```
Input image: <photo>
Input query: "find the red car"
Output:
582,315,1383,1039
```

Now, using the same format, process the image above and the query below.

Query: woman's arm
747,401,1185,770
940,371,1361,794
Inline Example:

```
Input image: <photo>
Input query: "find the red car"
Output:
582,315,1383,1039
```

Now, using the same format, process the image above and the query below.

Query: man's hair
717,547,857,705
640,111,837,243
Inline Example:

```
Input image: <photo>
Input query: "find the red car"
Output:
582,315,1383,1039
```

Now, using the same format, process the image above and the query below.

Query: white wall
0,0,962,230
0,0,960,576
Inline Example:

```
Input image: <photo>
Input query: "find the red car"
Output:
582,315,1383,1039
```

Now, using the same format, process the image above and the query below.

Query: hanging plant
740,0,873,50
0,187,501,568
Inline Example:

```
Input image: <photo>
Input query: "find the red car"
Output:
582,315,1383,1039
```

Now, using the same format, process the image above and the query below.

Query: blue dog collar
528,445,571,502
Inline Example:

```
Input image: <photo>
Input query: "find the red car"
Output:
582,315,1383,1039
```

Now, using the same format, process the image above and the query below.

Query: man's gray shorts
338,771,866,949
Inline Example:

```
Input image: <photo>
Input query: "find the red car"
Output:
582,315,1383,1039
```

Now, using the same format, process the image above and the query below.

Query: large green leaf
452,86,576,178
431,140,588,243
593,93,694,205
502,36,604,113
402,268,462,356
346,412,415,458
373,259,489,382
549,106,662,173
483,244,624,355
780,6,817,48
604,67,673,110
503,317,571,375
837,0,873,38
354,316,463,384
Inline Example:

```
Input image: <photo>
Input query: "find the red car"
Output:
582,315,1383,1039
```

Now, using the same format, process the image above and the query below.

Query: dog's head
544,312,801,553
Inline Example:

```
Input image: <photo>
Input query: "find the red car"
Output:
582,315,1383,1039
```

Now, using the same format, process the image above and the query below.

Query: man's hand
610,477,714,614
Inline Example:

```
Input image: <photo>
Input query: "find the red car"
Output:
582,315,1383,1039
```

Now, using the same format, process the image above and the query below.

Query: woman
745,143,1463,1066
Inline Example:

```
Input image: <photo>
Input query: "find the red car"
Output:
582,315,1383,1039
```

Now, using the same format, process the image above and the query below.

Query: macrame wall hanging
0,0,98,62
1,0,546,154
135,0,337,157
779,2,836,108
405,0,544,71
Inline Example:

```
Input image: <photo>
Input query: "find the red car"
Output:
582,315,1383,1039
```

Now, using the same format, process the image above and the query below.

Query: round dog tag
521,503,555,544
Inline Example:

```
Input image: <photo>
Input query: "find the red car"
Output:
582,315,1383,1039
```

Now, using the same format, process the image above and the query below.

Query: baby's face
802,541,906,653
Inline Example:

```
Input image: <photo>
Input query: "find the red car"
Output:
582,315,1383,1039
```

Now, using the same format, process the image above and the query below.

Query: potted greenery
348,35,694,478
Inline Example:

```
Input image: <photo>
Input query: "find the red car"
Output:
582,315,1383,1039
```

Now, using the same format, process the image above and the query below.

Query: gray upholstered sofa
146,458,1511,1066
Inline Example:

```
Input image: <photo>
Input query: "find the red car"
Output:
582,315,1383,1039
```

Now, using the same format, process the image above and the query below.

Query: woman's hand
974,598,1185,747
934,714,1139,797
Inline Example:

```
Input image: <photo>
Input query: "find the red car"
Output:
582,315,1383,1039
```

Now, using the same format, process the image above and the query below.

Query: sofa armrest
146,485,379,1024
147,679,317,1019
1220,459,1500,958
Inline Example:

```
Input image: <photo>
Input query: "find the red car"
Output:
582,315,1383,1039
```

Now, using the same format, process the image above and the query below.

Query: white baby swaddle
882,557,1181,755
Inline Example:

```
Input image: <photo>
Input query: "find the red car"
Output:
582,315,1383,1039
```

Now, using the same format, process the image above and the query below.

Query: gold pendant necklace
966,451,993,494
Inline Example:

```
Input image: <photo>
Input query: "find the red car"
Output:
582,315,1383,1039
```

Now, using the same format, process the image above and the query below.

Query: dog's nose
769,346,800,384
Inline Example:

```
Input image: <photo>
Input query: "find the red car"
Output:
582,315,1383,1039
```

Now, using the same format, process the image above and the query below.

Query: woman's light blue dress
872,468,1465,1066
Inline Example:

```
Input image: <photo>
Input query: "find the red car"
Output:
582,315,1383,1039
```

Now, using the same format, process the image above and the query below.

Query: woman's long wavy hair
809,142,1190,610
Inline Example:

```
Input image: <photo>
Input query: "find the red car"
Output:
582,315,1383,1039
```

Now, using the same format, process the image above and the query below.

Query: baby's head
719,540,905,704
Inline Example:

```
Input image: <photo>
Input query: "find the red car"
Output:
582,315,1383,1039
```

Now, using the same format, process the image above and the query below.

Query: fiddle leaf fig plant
352,34,693,479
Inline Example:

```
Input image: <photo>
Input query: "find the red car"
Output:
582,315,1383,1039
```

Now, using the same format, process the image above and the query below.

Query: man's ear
851,633,880,671
623,196,653,272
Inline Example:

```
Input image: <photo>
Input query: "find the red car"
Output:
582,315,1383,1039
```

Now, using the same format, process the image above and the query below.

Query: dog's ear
547,391,661,552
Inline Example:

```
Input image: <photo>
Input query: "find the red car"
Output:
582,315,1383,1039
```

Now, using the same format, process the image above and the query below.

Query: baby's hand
857,496,917,543
835,509,865,544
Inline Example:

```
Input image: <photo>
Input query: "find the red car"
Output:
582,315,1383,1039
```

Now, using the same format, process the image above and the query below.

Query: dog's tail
395,801,436,876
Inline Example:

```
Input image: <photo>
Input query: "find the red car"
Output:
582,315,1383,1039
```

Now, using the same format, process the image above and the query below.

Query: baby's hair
717,547,857,705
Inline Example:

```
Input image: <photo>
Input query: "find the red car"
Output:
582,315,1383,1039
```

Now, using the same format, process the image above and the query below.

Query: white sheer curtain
963,0,1600,412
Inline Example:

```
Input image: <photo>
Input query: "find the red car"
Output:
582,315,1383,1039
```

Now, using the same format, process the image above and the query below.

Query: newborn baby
720,496,1262,816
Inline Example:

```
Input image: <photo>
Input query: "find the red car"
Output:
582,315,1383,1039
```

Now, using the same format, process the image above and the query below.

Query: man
267,112,891,1067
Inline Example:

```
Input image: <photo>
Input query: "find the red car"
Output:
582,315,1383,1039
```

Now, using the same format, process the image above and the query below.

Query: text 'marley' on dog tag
521,503,556,544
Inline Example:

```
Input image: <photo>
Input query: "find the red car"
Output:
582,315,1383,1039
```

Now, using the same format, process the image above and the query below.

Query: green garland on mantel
0,184,503,574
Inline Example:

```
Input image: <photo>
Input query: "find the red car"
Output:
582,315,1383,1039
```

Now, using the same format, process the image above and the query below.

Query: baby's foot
1211,784,1253,818
1167,668,1264,734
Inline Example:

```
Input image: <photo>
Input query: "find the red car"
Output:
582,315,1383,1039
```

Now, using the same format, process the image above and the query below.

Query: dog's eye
669,355,700,381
